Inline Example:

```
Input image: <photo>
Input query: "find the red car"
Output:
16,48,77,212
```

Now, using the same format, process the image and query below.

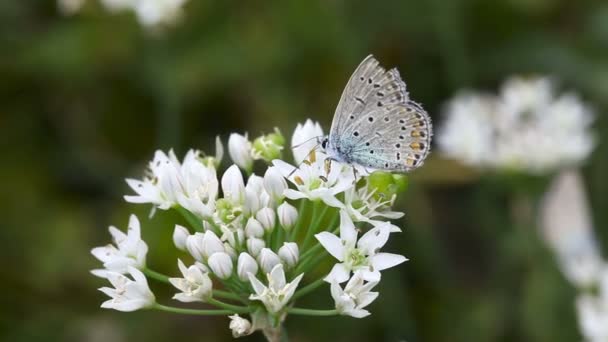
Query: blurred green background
1,0,607,341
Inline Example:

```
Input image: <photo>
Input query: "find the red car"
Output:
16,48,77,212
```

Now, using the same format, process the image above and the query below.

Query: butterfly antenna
287,143,321,177
291,135,325,149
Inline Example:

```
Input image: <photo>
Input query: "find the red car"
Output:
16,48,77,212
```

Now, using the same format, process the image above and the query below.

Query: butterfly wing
329,55,409,146
342,101,433,172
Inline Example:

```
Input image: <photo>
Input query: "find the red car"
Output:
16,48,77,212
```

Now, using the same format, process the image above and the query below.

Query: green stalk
286,308,338,316
300,202,328,250
143,268,170,283
213,289,244,302
174,206,205,232
290,199,310,241
208,298,250,314
292,277,326,300
153,304,237,316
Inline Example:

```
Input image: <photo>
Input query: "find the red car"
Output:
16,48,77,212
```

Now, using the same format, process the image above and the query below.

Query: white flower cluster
58,0,188,28
540,170,608,341
91,119,410,339
438,77,595,174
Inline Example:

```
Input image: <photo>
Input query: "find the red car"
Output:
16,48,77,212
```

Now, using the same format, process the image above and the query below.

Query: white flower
237,253,259,281
575,267,608,341
228,314,252,338
124,150,218,217
208,252,233,279
172,225,189,251
256,207,276,232
186,231,225,262
228,133,254,172
245,217,265,238
244,174,269,215
277,202,298,230
169,259,212,303
343,185,403,232
540,169,603,287
248,264,303,313
246,238,265,257
291,120,324,164
132,0,188,28
57,0,85,15
330,272,379,318
98,267,155,312
438,77,595,174
258,248,282,274
278,242,299,268
91,214,148,276
273,158,355,208
316,210,406,283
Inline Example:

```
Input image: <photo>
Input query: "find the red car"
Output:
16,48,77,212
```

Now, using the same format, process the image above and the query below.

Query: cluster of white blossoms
438,77,595,174
91,120,409,340
58,0,188,28
540,170,608,341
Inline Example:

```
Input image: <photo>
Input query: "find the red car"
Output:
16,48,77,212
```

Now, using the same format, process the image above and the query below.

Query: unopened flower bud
256,207,276,232
228,133,253,172
368,171,409,201
252,128,285,162
229,314,252,338
258,248,281,274
186,233,205,262
208,252,233,279
246,238,265,257
173,225,189,251
245,217,265,238
278,242,299,268
263,166,287,203
237,253,259,281
277,202,298,230
201,231,225,259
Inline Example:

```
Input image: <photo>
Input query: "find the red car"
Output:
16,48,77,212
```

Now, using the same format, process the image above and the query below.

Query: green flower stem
143,268,170,283
290,199,310,241
213,289,243,302
286,307,338,316
301,201,328,250
294,248,328,275
153,304,236,316
292,277,326,300
174,206,205,232
207,298,250,314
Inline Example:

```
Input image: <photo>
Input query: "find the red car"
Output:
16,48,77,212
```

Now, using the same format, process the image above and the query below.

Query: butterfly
321,55,432,173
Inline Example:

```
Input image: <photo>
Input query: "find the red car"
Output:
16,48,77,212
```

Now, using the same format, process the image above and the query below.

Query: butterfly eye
321,139,328,149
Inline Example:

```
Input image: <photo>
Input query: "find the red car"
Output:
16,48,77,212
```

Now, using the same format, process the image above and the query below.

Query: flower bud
256,207,276,232
208,252,233,279
229,314,252,338
224,243,237,260
246,238,265,257
368,171,409,201
245,217,265,238
228,133,253,172
252,128,285,162
237,253,259,281
277,202,298,230
258,248,281,274
172,225,189,251
278,242,299,268
221,165,246,205
186,233,205,262
263,166,287,203
201,231,225,259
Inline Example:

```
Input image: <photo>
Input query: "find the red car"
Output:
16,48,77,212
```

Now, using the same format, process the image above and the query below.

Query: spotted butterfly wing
327,55,432,172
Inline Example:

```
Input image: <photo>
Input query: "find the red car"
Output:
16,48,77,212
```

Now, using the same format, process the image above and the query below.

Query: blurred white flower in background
58,0,189,28
540,170,603,287
438,76,595,174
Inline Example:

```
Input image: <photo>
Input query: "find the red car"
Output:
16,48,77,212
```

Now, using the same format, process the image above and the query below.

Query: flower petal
371,253,408,271
324,263,350,283
339,210,357,245
315,232,345,261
